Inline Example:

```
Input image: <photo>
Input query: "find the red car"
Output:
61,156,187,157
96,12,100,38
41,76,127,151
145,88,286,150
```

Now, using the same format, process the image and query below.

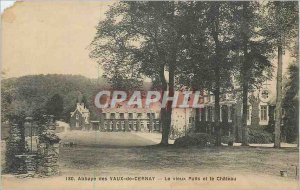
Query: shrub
248,127,273,144
221,135,235,145
39,131,61,144
174,133,215,147
169,127,185,140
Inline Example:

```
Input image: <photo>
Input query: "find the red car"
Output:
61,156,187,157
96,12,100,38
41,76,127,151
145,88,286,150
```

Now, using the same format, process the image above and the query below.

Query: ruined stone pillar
5,123,26,174
37,115,61,176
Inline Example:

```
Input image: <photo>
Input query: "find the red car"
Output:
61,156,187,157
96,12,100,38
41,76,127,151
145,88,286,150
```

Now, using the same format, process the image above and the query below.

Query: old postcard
1,1,299,190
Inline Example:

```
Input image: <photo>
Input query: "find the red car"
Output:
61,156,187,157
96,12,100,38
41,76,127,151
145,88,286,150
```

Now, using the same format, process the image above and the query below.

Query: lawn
58,132,299,178
2,131,299,190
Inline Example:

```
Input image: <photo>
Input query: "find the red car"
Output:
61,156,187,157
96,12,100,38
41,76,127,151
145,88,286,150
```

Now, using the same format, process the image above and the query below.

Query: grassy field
1,131,299,190
58,132,299,178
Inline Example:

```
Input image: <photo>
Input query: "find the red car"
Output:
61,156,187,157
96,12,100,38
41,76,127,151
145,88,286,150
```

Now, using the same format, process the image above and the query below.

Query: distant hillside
1,74,153,122
1,74,107,122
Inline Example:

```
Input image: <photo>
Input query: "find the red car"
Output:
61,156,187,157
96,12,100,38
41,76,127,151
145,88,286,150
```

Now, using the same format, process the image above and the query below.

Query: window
261,105,268,121
76,114,79,120
110,113,115,119
199,109,202,121
128,113,133,119
147,113,151,118
110,121,113,130
228,106,234,122
210,95,215,102
121,121,125,130
247,106,251,121
102,113,106,119
220,107,222,122
210,107,214,122
137,113,142,118
120,113,124,119
189,117,194,124
151,113,155,119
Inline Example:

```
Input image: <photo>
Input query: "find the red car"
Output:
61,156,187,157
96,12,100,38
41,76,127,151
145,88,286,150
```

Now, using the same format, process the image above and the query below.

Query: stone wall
4,116,61,177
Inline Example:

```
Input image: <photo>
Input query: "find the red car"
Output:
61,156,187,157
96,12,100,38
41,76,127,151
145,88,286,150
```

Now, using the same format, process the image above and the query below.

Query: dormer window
76,114,79,120
261,90,269,99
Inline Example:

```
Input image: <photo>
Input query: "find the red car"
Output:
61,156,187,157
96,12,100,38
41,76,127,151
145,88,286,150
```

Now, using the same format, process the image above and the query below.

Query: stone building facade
97,102,161,132
171,85,276,139
70,103,90,130
69,85,274,138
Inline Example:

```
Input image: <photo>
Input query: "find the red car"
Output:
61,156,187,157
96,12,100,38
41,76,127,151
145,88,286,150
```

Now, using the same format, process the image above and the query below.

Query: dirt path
57,131,157,147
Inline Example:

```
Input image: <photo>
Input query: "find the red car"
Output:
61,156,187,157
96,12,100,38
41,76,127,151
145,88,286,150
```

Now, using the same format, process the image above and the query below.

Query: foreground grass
59,143,298,178
1,132,298,190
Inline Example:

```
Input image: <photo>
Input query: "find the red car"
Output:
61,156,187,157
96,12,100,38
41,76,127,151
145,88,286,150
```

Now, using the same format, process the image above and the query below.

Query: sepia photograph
1,1,299,190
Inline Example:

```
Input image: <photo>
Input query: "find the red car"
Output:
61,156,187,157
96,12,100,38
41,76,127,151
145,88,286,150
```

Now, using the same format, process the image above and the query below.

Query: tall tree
174,2,236,145
190,2,236,145
90,2,188,145
206,2,227,146
263,1,298,148
231,2,272,145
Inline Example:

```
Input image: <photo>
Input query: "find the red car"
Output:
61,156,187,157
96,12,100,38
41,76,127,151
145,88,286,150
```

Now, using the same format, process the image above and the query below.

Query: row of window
102,112,156,119
197,105,268,123
103,120,160,130
198,106,235,122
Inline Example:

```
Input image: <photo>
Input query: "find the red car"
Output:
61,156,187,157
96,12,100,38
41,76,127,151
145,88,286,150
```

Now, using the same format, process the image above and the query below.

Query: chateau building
98,102,161,132
69,84,275,140
170,83,276,140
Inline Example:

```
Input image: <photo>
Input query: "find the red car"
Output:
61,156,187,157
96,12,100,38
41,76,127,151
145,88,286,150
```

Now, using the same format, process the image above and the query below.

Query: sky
1,1,294,82
2,1,114,79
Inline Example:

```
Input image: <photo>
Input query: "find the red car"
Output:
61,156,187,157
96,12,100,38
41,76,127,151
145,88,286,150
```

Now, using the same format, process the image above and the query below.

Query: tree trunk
195,108,200,132
241,41,249,146
160,108,172,145
274,44,283,148
210,2,222,146
214,67,221,146
159,60,174,145
241,81,249,146
241,2,250,146
159,77,169,145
